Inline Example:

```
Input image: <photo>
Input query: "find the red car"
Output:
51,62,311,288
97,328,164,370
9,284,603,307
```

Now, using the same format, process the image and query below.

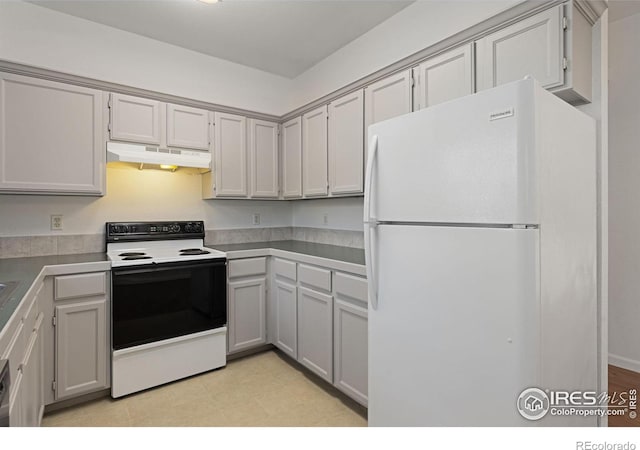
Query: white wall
286,0,520,111
608,12,640,371
292,197,364,231
0,165,292,236
0,1,291,115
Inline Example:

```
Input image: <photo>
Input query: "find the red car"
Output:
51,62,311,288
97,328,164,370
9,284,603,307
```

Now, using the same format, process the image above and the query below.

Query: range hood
106,142,211,170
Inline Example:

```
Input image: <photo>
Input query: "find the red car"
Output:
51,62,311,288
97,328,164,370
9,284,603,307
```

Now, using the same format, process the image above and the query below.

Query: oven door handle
112,260,226,276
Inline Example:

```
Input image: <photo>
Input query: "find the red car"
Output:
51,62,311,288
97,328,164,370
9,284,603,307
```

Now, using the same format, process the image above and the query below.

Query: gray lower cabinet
53,272,109,401
333,272,368,406
273,278,297,359
334,299,368,406
54,299,108,400
228,277,267,353
297,286,333,383
6,292,44,427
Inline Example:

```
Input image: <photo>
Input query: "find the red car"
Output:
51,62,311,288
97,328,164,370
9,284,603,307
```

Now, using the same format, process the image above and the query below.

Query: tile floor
42,350,368,427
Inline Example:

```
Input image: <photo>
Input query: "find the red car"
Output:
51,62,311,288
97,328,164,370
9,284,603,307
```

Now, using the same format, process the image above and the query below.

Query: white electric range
106,221,227,398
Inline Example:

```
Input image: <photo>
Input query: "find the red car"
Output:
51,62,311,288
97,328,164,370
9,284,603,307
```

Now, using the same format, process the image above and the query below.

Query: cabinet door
214,112,248,197
281,117,303,199
302,106,328,197
274,279,297,359
413,44,474,110
166,104,210,150
297,287,333,383
228,277,267,353
476,5,564,92
0,73,104,195
55,299,108,400
328,90,364,195
21,313,44,427
249,119,279,198
109,93,161,145
364,69,412,133
334,299,368,406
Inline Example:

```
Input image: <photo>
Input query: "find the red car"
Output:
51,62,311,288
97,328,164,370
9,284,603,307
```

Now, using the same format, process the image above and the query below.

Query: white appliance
106,141,211,169
106,221,227,398
364,78,597,426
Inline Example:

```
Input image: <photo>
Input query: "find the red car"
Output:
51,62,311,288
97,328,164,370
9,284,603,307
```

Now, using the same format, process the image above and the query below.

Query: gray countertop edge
206,241,366,277
0,255,110,338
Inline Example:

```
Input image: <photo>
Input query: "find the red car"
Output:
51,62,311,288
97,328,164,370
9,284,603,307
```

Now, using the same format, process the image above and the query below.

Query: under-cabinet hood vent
106,142,211,169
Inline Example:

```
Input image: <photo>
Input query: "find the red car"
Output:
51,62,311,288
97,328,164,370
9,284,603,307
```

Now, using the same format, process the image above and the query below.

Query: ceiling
609,0,640,22
31,0,413,78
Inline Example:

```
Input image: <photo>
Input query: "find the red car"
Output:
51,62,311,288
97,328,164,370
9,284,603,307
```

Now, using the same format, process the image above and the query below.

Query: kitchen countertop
0,253,110,334
207,240,365,266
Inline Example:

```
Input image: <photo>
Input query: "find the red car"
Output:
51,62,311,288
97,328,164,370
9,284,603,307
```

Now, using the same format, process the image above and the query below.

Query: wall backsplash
0,226,364,259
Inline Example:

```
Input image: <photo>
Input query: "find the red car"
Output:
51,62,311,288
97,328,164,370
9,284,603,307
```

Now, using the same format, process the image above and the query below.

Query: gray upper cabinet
281,117,303,199
248,119,279,198
364,69,412,133
328,90,364,196
413,44,474,110
166,104,210,150
475,3,593,103
302,105,328,198
213,112,248,197
109,93,162,145
297,286,333,383
0,73,104,195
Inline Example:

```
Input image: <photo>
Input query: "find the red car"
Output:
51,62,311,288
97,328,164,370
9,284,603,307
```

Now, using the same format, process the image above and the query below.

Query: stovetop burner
179,248,211,256
122,255,152,261
119,252,147,257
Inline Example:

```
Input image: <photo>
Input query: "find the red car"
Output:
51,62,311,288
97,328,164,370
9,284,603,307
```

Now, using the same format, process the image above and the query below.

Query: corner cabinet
412,44,474,110
475,3,592,103
0,73,104,195
302,106,328,198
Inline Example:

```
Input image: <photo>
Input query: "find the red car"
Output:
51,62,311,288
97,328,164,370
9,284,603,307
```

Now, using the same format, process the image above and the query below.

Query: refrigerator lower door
368,225,539,426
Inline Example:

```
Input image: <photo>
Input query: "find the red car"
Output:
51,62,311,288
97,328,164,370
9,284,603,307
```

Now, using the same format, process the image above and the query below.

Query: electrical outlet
323,213,329,225
252,213,261,225
51,215,63,231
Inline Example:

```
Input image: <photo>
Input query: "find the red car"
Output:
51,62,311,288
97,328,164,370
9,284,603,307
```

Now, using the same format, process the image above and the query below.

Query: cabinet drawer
55,272,106,300
274,258,296,281
299,264,331,292
334,272,368,305
228,257,267,279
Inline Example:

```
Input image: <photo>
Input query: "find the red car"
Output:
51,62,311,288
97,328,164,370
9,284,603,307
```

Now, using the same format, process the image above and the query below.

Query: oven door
111,259,226,350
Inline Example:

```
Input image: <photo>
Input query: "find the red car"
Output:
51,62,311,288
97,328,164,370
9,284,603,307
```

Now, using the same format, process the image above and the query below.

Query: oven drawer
55,272,106,301
298,264,331,292
228,257,267,279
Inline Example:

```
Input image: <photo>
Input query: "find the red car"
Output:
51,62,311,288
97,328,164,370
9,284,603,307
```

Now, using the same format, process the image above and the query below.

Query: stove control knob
170,224,181,233
185,223,193,233
194,223,203,233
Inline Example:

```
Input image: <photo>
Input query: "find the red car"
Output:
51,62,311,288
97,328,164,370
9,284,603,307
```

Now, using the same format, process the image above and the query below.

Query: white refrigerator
365,78,598,426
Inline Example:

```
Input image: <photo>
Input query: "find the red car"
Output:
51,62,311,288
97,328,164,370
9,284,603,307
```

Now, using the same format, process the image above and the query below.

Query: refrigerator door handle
364,135,378,310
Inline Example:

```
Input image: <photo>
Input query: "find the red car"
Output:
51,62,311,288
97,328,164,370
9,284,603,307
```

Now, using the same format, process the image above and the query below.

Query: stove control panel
106,221,205,242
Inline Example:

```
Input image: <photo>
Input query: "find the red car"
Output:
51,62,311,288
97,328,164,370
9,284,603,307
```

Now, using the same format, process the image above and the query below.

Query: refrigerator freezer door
368,79,538,225
368,225,539,426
